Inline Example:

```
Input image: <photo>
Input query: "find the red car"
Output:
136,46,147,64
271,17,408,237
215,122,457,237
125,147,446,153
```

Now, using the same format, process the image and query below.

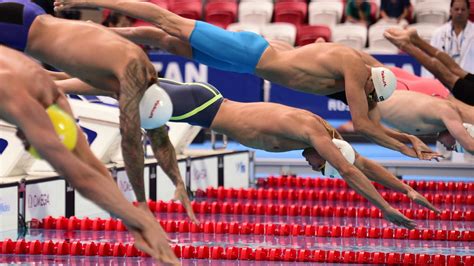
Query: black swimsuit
158,78,224,128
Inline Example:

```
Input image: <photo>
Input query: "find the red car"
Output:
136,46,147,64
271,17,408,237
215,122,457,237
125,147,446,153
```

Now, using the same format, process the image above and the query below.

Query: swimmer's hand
399,145,419,158
127,215,180,266
173,183,199,225
54,0,89,12
382,206,417,229
136,201,157,218
407,190,441,214
407,136,444,161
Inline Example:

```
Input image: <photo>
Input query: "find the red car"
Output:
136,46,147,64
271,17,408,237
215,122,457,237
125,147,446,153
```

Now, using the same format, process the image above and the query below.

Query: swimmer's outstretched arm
383,125,441,160
56,79,193,211
109,27,192,58
342,57,441,160
343,56,415,157
146,127,198,224
284,117,415,228
2,95,165,250
55,78,116,97
440,107,474,154
22,113,177,264
57,80,197,222
354,155,440,213
308,135,416,228
54,0,195,39
369,104,443,160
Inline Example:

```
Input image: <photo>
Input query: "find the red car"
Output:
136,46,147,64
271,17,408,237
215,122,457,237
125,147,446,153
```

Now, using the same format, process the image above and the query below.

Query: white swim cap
455,123,474,153
464,123,474,137
371,67,397,101
324,139,356,178
139,84,173,129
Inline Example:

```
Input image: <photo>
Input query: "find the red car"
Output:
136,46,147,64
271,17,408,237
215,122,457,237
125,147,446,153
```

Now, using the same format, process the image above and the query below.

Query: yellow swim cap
29,105,78,159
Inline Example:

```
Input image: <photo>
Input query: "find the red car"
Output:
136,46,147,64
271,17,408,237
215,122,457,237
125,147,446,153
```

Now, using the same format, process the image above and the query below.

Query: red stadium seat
205,1,238,28
274,1,308,26
169,1,202,20
296,25,332,46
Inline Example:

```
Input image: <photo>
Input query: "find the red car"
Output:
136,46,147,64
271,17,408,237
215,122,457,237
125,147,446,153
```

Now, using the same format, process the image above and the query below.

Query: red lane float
32,216,474,242
257,176,474,193
201,186,474,205
1,239,472,264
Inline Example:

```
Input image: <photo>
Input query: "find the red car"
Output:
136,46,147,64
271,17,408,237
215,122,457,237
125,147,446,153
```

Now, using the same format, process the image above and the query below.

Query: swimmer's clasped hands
407,136,444,161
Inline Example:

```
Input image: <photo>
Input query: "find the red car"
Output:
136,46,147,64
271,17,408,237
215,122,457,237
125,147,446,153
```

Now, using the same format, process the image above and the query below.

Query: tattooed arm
147,126,183,187
118,60,149,204
147,126,198,223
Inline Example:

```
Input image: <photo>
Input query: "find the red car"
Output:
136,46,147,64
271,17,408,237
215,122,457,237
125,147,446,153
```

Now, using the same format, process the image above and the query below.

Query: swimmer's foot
383,28,413,50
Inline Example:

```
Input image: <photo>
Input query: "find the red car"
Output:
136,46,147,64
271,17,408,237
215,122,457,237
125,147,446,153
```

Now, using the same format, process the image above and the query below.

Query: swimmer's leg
56,0,269,73
409,31,469,79
111,1,269,73
397,42,458,89
385,29,459,88
189,21,269,73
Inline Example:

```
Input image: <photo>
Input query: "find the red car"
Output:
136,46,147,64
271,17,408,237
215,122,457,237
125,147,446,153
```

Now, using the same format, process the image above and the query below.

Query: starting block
29,99,122,172
0,120,35,177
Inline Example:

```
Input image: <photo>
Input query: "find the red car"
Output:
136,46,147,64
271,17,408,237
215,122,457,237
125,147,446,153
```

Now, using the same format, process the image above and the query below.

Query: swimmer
0,0,181,263
339,89,474,154
325,39,474,153
384,27,474,105
376,90,474,154
0,0,196,229
58,78,441,229
0,46,176,264
54,0,442,161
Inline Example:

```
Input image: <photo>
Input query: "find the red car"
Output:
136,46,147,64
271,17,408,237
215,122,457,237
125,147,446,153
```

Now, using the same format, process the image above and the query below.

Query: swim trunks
158,78,224,128
0,0,45,51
